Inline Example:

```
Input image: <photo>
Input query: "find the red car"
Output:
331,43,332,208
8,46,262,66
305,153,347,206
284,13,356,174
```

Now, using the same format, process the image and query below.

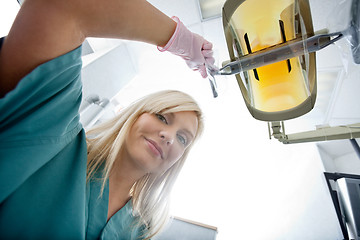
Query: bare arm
79,0,176,45
0,0,176,97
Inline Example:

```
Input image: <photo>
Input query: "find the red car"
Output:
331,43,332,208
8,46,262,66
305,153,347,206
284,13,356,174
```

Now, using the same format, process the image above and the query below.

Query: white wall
81,43,137,102
335,152,360,175
318,139,360,175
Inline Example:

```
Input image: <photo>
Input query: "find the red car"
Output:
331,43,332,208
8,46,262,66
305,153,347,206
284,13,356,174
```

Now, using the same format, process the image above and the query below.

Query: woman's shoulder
0,42,84,142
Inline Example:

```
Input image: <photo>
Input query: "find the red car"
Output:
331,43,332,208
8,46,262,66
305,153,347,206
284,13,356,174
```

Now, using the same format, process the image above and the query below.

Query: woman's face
123,111,198,175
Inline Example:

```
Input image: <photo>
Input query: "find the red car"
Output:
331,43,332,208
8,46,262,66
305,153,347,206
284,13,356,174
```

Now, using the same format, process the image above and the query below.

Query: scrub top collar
86,171,143,240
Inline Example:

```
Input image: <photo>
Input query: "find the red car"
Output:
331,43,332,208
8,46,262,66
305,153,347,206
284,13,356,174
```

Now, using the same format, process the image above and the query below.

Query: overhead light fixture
198,0,226,20
208,0,360,144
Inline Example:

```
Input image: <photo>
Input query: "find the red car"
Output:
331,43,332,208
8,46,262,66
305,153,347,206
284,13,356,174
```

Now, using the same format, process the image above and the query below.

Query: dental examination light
207,0,360,144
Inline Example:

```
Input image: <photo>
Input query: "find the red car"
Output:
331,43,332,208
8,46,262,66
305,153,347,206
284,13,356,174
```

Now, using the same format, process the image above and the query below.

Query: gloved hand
158,16,215,78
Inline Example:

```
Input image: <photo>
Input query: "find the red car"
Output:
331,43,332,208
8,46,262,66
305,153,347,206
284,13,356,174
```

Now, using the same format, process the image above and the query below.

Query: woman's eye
177,134,187,146
156,114,168,124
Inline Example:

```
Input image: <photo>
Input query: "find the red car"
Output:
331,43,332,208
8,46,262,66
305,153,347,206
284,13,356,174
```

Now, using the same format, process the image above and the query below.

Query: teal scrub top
0,39,143,239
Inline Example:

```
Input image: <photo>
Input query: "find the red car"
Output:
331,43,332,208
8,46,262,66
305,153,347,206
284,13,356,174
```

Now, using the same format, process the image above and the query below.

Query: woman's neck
107,155,146,221
107,173,133,221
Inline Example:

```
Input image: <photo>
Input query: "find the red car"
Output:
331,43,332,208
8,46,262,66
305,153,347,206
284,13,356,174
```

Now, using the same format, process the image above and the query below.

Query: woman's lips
146,138,163,159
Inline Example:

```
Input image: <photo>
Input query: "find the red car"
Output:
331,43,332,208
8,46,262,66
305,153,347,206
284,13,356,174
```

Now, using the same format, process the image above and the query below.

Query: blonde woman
86,90,204,239
0,0,212,239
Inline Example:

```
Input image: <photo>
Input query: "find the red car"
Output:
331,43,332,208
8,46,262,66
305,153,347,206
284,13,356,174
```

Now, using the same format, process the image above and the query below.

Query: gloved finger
202,41,213,50
201,49,213,58
185,61,199,69
198,65,208,78
205,56,215,66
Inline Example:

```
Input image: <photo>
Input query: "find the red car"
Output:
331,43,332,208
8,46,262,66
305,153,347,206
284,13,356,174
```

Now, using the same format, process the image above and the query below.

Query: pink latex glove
158,16,215,78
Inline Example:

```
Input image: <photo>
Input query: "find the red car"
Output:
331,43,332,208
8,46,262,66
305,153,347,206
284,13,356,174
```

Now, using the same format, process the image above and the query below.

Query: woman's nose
160,131,174,145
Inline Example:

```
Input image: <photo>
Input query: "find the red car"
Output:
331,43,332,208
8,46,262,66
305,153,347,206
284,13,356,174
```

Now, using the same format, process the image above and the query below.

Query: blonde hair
86,90,204,239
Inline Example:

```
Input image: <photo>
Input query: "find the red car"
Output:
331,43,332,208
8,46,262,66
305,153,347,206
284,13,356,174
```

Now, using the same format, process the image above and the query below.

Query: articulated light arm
269,122,360,144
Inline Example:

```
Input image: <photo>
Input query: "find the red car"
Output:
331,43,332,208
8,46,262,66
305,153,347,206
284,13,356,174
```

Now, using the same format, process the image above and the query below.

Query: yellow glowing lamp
205,0,360,144
207,0,358,122
221,0,317,121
